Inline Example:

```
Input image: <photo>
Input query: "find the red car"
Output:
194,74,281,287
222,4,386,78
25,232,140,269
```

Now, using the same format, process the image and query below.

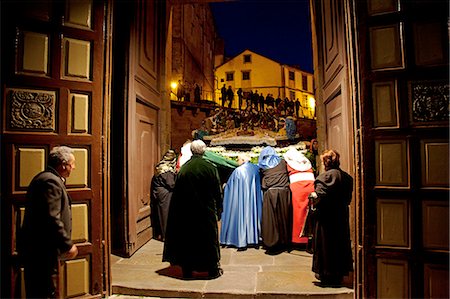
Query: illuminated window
243,54,251,63
242,71,250,80
226,72,234,81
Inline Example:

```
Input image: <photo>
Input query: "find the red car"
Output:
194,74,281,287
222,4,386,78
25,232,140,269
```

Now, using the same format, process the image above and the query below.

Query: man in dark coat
163,140,223,279
18,146,78,298
310,149,353,286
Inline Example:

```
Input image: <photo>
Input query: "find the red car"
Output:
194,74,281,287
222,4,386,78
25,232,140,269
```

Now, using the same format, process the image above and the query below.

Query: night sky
210,0,313,73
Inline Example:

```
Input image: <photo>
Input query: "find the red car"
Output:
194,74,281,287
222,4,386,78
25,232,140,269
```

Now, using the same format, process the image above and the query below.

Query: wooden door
110,0,167,257
312,0,449,298
1,0,107,297
355,1,449,298
311,0,357,286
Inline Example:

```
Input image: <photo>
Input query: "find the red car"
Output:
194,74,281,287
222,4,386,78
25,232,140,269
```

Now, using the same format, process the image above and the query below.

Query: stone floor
110,239,354,298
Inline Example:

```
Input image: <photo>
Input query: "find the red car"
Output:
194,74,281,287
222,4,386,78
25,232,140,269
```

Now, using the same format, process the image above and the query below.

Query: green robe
163,155,223,271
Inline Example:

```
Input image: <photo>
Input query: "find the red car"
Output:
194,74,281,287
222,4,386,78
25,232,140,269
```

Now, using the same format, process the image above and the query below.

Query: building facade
170,3,217,102
215,49,316,119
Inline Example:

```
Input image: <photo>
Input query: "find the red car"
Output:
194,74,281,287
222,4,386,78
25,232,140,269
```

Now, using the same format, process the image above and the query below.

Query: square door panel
62,37,92,80
421,140,449,187
370,24,405,70
422,200,449,250
377,258,409,299
424,264,449,299
367,0,400,15
372,81,398,127
19,31,49,76
375,140,409,187
376,198,409,247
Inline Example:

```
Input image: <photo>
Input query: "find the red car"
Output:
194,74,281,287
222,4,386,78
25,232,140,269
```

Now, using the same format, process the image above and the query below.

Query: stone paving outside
110,239,354,298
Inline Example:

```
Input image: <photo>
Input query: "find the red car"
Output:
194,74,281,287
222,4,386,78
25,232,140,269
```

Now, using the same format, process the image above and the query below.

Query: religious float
190,107,314,164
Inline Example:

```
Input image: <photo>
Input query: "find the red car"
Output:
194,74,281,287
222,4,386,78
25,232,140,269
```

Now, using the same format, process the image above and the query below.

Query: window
243,54,251,63
226,72,234,81
290,91,295,101
242,71,250,80
289,71,295,81
302,75,308,91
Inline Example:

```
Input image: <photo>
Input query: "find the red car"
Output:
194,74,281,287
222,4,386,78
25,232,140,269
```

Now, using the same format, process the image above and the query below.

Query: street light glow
171,81,178,89
308,97,315,109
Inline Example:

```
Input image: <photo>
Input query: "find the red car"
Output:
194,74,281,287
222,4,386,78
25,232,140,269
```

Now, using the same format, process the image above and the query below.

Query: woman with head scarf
283,148,315,246
150,150,178,241
258,146,292,254
310,149,353,286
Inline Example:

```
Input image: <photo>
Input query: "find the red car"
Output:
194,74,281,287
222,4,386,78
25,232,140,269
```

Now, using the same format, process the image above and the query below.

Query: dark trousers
24,261,58,299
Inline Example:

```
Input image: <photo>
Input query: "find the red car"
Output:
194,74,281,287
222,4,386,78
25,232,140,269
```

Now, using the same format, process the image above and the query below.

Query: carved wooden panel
372,81,398,127
422,200,449,250
132,101,157,250
320,0,344,87
377,258,409,298
7,88,56,131
367,0,400,16
413,22,447,66
409,81,449,125
326,93,350,172
136,0,158,90
370,24,405,70
424,264,449,299
375,140,409,187
420,140,449,187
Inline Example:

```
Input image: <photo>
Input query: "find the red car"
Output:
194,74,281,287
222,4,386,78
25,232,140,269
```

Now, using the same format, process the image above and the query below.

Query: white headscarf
178,142,192,168
283,147,312,172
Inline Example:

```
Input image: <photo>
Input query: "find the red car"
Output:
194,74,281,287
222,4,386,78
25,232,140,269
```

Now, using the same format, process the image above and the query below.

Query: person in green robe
163,140,223,279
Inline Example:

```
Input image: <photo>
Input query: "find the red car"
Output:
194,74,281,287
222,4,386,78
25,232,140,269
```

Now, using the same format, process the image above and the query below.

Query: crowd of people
151,139,354,286
176,82,313,120
220,84,308,118
16,141,353,298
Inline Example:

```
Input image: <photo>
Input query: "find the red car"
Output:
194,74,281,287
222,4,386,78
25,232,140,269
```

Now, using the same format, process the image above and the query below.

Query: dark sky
210,0,313,73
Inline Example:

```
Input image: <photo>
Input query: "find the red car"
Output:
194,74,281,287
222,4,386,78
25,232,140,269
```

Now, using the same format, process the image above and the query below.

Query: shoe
182,267,193,279
208,267,223,279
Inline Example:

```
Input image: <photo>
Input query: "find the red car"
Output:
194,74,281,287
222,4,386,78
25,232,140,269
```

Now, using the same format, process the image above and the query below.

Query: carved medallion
411,81,449,123
8,89,56,130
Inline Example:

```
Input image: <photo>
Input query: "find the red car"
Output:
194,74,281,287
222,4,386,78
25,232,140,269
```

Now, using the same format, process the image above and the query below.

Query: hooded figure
150,150,177,240
257,146,292,253
283,148,315,245
220,153,263,249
